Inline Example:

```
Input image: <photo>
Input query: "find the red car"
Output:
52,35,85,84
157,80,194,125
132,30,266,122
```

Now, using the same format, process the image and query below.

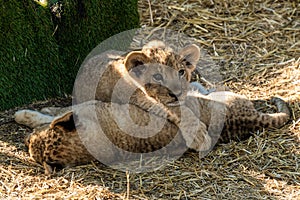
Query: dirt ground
0,0,299,199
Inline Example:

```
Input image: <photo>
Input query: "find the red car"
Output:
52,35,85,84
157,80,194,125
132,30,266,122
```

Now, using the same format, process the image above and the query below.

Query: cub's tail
266,97,291,128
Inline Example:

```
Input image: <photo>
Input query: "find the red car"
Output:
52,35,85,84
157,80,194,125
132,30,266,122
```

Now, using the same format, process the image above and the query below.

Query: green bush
0,0,139,110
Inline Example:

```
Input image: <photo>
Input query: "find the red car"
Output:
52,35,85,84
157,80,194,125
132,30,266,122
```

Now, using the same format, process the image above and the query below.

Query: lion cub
74,40,200,124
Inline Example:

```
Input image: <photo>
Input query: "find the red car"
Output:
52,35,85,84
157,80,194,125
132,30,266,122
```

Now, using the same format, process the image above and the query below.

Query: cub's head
123,40,201,105
124,40,201,82
24,112,77,175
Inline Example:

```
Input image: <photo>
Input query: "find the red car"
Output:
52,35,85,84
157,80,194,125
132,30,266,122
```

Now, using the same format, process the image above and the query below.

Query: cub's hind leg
176,105,212,157
40,101,104,117
14,110,54,129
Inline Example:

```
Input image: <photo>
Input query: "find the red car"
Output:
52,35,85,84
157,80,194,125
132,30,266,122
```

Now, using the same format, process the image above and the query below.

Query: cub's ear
50,111,75,131
179,44,201,70
129,65,147,78
124,51,149,70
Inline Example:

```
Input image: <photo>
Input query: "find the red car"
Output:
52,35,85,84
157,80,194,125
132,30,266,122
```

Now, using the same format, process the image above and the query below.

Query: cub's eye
183,59,192,66
153,73,163,82
178,69,185,77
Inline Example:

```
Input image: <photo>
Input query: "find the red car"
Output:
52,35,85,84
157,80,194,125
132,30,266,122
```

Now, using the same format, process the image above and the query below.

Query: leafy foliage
0,0,139,110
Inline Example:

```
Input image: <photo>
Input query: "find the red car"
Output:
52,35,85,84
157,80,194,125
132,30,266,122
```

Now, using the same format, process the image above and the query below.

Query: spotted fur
183,91,291,145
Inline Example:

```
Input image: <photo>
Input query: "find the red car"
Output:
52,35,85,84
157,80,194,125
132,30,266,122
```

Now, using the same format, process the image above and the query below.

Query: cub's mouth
145,84,185,107
166,101,182,107
165,92,184,107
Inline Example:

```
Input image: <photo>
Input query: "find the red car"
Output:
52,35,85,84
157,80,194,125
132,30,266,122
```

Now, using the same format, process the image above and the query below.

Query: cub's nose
168,92,179,101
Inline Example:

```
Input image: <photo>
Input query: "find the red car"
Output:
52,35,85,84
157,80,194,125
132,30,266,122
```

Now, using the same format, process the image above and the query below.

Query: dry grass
0,0,299,199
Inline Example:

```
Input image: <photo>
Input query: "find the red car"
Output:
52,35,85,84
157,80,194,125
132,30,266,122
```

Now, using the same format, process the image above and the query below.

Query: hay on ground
0,0,299,199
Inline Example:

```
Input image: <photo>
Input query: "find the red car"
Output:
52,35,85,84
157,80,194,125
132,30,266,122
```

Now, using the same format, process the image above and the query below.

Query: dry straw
0,0,299,199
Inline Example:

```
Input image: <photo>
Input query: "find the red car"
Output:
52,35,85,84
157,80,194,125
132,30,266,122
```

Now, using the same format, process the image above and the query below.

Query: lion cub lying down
15,84,290,174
